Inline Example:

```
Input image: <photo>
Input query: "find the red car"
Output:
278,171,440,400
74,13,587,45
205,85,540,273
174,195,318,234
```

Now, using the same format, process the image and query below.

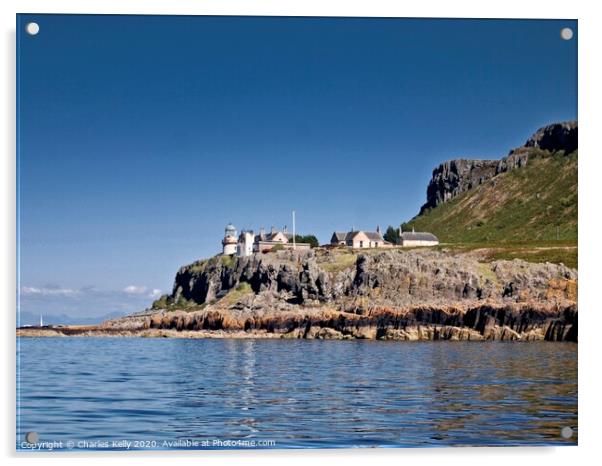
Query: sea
16,338,578,450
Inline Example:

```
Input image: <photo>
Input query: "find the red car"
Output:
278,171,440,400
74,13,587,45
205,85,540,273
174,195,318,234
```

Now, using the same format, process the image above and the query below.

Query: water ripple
16,339,577,449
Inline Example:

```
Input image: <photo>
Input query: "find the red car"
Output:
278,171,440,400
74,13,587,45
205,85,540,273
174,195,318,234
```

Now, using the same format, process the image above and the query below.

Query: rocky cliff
524,120,578,154
169,249,576,309
104,248,579,342
420,121,577,213
421,159,499,212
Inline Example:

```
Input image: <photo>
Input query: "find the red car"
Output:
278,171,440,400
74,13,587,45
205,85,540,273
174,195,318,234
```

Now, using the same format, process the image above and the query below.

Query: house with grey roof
330,226,439,249
399,229,439,247
330,227,389,249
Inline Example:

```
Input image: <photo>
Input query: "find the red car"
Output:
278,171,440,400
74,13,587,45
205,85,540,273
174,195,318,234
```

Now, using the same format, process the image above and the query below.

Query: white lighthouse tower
222,223,238,255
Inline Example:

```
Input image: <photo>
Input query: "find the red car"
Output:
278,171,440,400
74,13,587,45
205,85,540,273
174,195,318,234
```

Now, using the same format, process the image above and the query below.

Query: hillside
402,122,577,267
406,149,577,243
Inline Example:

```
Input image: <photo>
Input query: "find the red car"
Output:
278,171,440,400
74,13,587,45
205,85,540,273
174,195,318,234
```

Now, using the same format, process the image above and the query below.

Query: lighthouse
222,223,238,255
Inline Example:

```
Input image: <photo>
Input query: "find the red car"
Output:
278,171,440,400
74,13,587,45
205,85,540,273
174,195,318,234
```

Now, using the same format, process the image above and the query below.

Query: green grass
321,253,358,273
404,150,577,245
220,282,254,306
431,241,577,269
484,246,577,269
220,254,236,268
188,259,208,274
151,293,213,312
150,294,170,309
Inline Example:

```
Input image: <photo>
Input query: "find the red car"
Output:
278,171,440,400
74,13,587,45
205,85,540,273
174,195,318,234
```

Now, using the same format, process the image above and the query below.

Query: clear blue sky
17,15,577,318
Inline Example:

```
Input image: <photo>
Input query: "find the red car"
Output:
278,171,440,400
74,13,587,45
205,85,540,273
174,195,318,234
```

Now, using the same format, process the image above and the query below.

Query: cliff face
421,159,499,212
420,121,577,213
171,249,576,309
524,120,578,154
139,249,579,342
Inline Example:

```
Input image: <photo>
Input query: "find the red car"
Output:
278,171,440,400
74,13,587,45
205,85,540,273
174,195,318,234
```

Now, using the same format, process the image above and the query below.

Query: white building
399,228,439,247
330,226,389,249
222,224,310,256
237,230,255,257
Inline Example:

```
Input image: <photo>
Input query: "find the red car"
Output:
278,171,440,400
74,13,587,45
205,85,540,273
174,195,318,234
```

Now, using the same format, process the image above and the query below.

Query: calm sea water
16,338,577,450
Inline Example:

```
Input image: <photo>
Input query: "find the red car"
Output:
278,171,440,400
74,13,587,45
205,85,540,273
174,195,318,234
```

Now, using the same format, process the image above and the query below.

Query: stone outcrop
421,159,499,212
135,248,579,342
87,298,576,343
171,249,576,308
18,248,578,342
420,121,578,213
524,120,578,154
19,298,576,342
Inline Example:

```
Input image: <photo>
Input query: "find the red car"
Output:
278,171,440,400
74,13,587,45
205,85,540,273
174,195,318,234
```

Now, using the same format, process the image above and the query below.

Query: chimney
399,226,402,235
260,227,265,237
283,225,288,233
270,225,275,234
376,225,380,234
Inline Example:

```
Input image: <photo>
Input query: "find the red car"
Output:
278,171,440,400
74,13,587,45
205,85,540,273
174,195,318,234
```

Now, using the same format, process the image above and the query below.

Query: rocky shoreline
17,248,578,342
16,301,576,342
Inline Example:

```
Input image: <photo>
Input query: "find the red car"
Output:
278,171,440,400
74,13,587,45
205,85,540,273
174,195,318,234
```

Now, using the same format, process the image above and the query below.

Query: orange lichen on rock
546,278,578,302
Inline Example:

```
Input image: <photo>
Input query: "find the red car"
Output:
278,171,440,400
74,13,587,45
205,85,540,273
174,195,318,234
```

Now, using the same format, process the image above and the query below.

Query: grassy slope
404,150,577,267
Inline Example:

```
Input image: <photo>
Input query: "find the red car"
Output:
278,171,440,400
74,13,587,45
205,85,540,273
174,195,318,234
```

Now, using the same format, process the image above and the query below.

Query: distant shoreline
16,327,284,339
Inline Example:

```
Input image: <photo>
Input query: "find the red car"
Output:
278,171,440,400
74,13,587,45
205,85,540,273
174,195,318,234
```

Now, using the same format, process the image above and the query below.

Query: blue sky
17,15,577,318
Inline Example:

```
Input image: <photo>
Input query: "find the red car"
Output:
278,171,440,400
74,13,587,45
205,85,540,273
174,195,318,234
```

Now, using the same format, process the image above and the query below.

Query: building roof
332,232,347,242
338,230,383,242
281,232,294,240
254,230,292,243
400,232,439,242
266,232,287,241
364,231,383,241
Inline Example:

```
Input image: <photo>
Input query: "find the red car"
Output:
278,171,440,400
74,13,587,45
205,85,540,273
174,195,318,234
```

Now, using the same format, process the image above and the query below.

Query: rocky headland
17,121,578,342
19,248,577,342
